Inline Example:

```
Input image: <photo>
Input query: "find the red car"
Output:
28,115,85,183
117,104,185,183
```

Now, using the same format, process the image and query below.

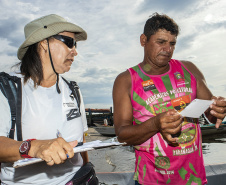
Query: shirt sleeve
0,90,11,137
78,89,88,132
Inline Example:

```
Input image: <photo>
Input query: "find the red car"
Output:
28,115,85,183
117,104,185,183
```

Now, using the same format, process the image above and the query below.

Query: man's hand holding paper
179,98,226,129
209,96,226,128
155,110,182,144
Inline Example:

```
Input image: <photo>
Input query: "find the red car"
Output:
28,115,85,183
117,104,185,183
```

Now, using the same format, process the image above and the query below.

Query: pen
56,129,69,158
56,129,62,138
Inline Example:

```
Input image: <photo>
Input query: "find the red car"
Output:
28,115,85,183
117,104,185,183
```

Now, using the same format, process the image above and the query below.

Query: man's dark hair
143,12,180,40
19,43,43,87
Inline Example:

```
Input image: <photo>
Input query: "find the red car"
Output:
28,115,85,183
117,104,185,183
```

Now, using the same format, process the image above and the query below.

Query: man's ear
140,34,147,47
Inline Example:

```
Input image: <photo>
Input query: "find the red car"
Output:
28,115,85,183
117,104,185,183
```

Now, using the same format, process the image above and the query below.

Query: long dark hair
19,43,43,87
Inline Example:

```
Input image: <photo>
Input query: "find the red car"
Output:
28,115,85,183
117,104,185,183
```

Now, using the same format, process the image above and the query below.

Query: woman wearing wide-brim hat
0,14,91,184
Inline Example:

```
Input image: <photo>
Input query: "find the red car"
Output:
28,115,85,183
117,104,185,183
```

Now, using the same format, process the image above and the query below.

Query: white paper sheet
13,139,123,168
179,99,213,118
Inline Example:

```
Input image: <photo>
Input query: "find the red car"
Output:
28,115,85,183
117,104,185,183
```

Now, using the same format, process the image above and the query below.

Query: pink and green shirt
128,59,207,185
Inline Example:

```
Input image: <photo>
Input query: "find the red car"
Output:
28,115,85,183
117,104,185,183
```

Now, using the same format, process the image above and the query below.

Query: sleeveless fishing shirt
128,59,207,185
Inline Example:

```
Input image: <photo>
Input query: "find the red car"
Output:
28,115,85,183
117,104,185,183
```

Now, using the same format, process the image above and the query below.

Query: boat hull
93,122,226,137
94,126,116,137
201,123,226,136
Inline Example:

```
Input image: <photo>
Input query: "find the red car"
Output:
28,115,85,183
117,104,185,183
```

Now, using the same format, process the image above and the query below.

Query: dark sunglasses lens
64,38,74,48
63,37,76,48
53,35,76,49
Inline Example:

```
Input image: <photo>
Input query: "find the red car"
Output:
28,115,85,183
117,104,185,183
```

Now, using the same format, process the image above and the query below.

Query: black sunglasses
52,35,77,49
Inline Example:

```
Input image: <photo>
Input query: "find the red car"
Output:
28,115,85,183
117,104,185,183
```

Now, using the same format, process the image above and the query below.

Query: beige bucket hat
17,14,87,60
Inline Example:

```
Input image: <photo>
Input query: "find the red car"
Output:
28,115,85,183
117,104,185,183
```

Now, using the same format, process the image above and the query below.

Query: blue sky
0,0,226,109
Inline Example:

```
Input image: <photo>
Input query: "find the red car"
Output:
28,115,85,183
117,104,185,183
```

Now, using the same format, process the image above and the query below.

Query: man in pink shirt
113,12,226,185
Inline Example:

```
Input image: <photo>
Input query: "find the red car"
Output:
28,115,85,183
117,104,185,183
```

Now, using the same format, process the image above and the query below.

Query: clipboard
13,138,123,168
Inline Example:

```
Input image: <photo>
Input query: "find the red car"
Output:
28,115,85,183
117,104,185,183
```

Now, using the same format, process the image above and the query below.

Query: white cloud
16,2,40,12
0,38,17,53
0,54,18,72
174,27,226,98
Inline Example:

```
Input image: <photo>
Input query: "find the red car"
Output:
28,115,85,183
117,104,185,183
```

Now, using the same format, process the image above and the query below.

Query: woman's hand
29,138,78,166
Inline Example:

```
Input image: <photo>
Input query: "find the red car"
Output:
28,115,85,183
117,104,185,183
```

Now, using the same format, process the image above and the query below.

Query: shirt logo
174,72,184,82
155,156,170,169
63,103,76,108
171,95,191,112
142,79,156,91
67,108,81,121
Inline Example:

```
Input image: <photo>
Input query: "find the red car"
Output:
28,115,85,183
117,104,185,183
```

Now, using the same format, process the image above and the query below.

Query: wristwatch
19,139,36,158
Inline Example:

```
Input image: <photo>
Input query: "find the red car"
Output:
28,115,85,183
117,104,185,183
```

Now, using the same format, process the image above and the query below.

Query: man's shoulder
171,59,196,71
180,60,198,73
180,60,193,65
115,70,131,83
113,63,142,90
117,63,141,78
173,60,204,80
113,70,131,92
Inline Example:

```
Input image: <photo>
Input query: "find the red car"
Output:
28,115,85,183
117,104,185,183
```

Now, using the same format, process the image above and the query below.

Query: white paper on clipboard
179,99,214,118
13,139,123,168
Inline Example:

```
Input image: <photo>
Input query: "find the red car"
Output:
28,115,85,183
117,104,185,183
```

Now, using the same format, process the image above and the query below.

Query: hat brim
17,22,87,60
